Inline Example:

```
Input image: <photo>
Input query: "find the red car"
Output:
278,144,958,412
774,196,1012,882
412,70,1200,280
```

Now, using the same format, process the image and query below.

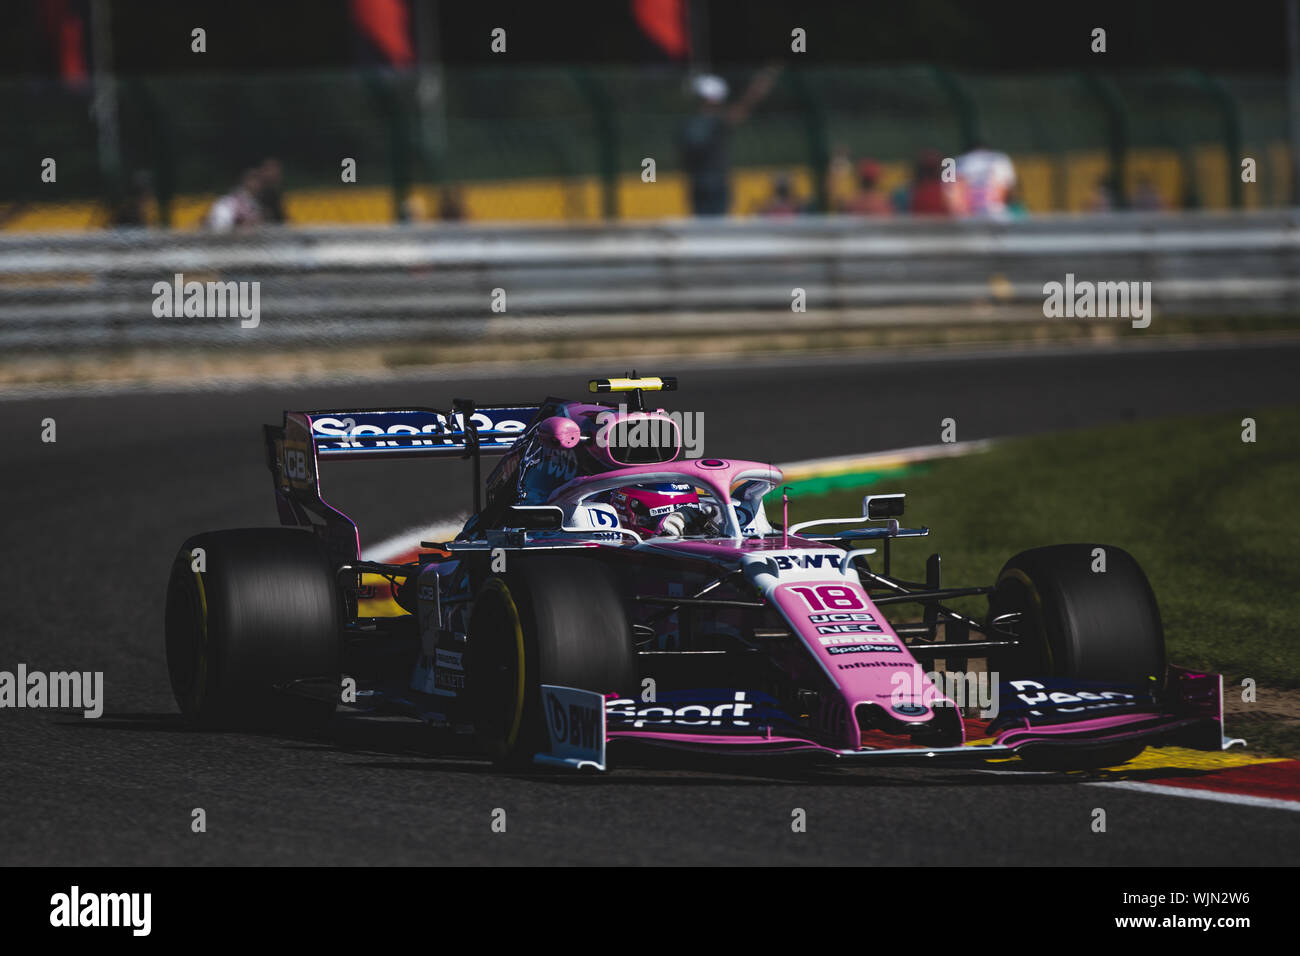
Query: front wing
535,667,1238,771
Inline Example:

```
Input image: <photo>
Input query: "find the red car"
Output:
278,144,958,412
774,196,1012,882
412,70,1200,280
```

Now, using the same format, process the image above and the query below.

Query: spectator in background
1131,175,1165,212
1086,175,1117,212
438,185,466,221
755,173,806,216
909,149,967,216
204,168,264,232
890,179,912,214
105,170,154,228
256,158,286,224
840,159,892,216
1004,183,1028,218
680,65,781,216
402,185,468,223
956,141,1017,218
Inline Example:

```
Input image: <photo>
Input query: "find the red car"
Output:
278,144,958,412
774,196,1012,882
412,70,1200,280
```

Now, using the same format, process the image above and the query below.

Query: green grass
1233,721,1300,758
786,405,1300,689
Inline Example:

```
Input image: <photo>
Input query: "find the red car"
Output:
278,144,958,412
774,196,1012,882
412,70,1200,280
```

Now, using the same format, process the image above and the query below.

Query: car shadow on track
60,713,1220,788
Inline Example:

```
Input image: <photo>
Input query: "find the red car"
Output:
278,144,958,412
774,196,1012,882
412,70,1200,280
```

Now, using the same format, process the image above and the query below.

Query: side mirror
537,416,581,449
507,505,564,530
863,493,905,520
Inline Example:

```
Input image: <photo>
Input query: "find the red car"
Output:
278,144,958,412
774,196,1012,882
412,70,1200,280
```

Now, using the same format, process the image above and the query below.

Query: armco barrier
0,211,1296,349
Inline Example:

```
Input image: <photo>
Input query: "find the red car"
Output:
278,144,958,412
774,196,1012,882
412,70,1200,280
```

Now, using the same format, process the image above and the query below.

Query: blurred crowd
202,158,286,231
89,68,1176,231
682,69,1024,221
101,157,288,230
752,145,1025,220
754,143,1024,221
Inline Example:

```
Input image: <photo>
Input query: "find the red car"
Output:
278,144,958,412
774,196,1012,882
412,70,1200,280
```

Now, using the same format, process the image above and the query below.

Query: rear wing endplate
264,404,539,567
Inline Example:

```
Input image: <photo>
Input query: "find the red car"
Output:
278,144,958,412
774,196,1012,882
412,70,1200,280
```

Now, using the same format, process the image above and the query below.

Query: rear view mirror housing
537,416,582,450
507,505,565,530
862,493,905,520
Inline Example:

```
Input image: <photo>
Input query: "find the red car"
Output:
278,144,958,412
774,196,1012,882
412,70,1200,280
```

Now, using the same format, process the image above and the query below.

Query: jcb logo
285,448,309,481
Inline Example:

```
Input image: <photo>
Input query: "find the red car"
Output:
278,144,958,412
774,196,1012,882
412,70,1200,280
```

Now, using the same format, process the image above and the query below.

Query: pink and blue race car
165,375,1237,771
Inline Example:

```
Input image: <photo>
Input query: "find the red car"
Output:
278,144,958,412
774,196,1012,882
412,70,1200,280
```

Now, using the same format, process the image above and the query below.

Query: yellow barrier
3,143,1289,232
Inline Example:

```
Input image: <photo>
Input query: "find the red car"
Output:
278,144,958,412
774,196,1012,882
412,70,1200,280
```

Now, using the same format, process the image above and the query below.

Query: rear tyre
986,543,1165,769
466,555,635,767
165,528,342,731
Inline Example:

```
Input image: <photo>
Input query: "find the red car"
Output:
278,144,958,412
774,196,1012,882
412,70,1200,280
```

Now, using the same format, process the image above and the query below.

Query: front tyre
986,543,1165,769
466,555,635,767
988,543,1164,686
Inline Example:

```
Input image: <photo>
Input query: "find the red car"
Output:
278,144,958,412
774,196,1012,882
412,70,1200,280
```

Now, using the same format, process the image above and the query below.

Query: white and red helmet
610,482,699,536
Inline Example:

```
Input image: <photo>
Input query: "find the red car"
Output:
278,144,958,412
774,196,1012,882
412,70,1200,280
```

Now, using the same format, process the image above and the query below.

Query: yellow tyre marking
475,578,527,752
192,569,209,711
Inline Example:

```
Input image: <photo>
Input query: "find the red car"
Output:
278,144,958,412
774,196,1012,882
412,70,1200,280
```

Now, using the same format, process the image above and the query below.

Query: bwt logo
774,553,843,571
547,693,600,749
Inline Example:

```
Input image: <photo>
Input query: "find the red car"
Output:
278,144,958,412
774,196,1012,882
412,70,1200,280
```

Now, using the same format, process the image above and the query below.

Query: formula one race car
164,375,1239,771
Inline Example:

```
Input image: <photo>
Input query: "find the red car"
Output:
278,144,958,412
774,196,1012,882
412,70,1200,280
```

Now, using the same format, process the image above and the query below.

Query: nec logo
773,553,842,571
547,693,601,749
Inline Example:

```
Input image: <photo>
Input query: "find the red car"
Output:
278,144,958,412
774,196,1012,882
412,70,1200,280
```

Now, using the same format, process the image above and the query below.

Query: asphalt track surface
1,339,1298,866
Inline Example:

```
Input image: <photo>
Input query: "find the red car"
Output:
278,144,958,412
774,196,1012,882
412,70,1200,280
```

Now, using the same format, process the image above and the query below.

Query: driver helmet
610,482,699,536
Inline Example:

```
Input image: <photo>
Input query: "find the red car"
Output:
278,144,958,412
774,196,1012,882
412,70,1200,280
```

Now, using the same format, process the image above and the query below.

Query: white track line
1089,780,1300,813
779,440,994,477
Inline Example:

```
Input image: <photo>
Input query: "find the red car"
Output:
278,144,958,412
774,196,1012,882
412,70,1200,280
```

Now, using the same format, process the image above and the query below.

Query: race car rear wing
264,401,539,566
301,404,538,460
